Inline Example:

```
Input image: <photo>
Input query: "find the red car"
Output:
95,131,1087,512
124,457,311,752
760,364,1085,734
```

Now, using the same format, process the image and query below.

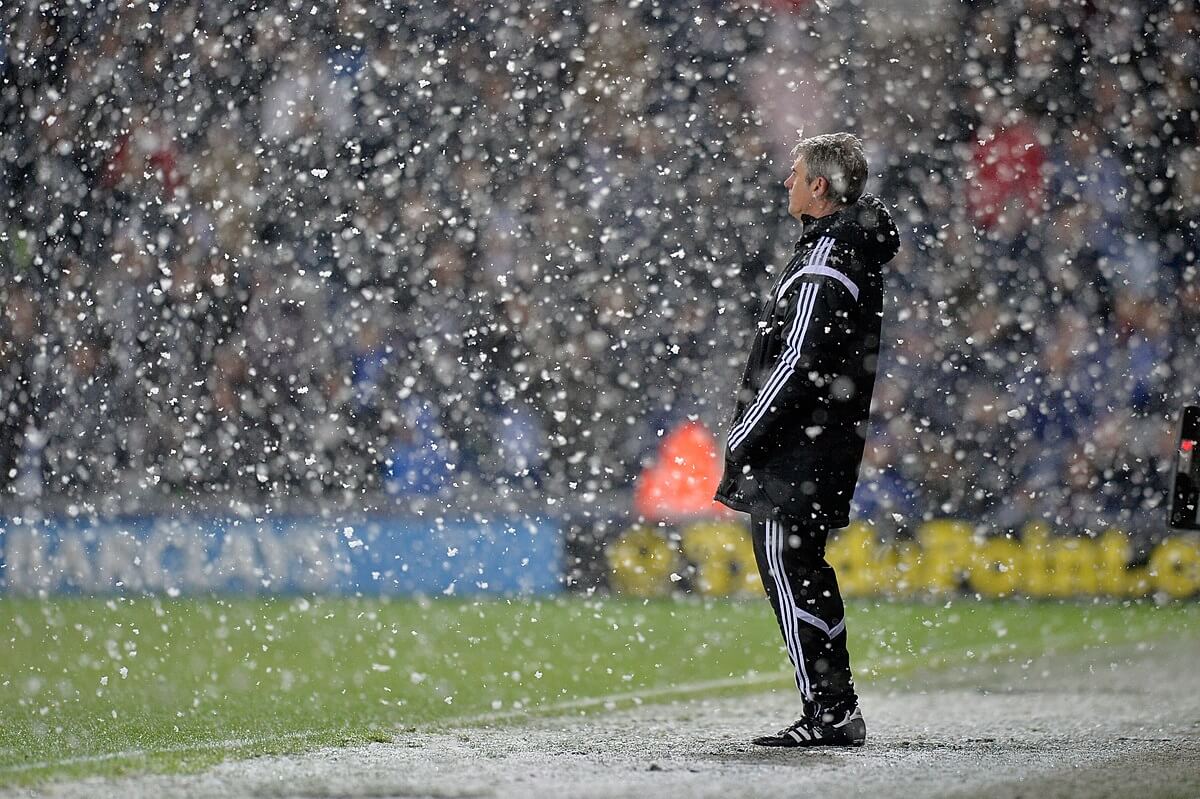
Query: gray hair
791,133,868,207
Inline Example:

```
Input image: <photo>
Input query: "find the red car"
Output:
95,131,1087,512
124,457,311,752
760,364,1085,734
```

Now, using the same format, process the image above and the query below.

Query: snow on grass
1,596,1196,787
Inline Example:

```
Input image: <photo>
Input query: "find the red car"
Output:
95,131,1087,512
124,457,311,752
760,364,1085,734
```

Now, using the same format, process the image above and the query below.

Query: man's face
784,157,825,219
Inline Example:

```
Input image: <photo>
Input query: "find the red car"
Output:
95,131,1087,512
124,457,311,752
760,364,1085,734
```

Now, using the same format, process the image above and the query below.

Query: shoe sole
751,737,865,748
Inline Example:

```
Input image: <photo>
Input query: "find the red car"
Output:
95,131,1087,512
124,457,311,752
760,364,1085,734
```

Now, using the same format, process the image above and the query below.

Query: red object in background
1183,440,1195,452
102,124,181,199
966,120,1046,229
634,420,732,520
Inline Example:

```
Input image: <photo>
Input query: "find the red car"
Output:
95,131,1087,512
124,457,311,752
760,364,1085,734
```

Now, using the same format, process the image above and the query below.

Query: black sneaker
751,704,866,747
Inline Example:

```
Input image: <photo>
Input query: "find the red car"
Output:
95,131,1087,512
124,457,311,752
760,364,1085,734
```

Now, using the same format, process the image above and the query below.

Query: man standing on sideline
715,133,899,747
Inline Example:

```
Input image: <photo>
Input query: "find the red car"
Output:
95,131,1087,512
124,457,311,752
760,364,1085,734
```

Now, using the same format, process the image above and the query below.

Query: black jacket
714,194,900,527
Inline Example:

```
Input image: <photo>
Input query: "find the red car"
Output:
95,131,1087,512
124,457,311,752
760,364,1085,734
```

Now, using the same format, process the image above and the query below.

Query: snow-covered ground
12,635,1199,799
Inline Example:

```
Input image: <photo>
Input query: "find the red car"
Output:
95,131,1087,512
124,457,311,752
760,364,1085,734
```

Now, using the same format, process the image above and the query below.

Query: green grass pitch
1,595,1197,786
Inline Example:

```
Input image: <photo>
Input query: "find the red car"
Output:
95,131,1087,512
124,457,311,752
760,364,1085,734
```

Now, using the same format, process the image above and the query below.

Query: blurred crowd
0,0,1196,538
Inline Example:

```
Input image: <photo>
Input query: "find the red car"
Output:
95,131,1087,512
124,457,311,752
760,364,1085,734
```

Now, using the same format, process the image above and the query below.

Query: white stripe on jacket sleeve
774,237,835,300
727,281,819,452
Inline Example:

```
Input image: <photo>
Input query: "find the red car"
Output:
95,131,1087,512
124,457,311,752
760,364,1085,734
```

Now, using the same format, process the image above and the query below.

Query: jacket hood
797,193,901,267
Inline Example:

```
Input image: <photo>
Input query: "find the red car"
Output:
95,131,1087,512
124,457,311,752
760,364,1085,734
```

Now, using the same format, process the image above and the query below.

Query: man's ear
811,175,828,199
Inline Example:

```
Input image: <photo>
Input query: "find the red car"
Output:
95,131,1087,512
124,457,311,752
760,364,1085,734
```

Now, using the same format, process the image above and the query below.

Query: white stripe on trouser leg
764,521,804,693
765,521,805,695
794,606,846,639
766,520,812,700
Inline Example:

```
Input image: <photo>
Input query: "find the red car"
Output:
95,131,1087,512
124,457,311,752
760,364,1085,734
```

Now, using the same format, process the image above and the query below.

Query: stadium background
1,0,1199,598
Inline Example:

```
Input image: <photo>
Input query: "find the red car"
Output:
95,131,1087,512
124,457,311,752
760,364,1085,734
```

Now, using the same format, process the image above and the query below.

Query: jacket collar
794,207,846,250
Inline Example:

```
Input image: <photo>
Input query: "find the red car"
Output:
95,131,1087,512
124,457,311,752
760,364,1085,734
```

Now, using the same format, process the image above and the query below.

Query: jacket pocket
758,466,856,520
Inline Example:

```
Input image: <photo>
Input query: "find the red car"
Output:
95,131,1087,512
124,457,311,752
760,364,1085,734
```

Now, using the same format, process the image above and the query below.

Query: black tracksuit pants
751,515,857,712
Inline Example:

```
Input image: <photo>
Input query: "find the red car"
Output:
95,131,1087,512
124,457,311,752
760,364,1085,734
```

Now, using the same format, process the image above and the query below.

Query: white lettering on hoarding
1,520,345,594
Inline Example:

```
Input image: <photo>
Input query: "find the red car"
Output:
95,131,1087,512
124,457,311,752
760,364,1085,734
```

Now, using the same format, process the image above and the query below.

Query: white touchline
0,730,326,775
452,671,796,727
0,673,795,775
